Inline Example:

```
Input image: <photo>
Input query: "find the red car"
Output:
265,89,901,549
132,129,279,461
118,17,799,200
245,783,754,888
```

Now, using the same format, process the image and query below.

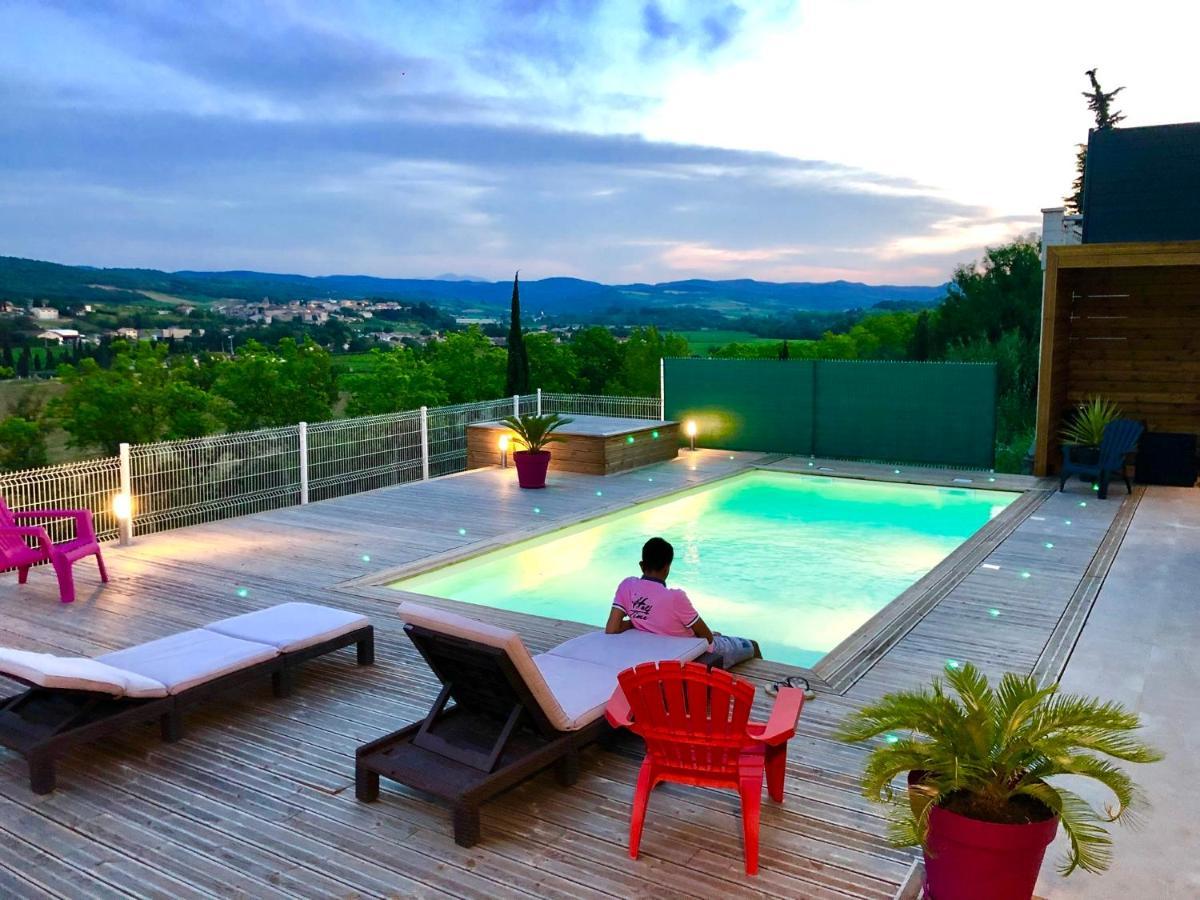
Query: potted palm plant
500,413,573,489
836,663,1161,900
1060,395,1121,467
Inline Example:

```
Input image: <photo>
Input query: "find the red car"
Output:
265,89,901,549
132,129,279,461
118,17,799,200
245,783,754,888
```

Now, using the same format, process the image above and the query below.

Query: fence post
419,406,430,480
118,443,132,546
298,422,309,505
659,357,666,422
513,393,520,417
536,388,542,416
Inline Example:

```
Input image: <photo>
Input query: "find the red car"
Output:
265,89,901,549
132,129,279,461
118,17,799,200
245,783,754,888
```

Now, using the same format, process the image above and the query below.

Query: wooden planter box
466,415,679,476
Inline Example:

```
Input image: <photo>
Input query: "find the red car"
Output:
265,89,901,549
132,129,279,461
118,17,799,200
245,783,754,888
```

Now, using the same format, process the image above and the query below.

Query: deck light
884,734,900,744
1079,501,1087,507
1044,542,1054,549
533,506,541,514
112,492,133,521
626,435,635,444
458,527,467,536
651,430,659,439
236,587,249,598
988,608,1001,618
1065,519,1071,525
1020,571,1031,579
498,434,509,468
647,477,654,482
988,477,997,483
945,659,961,671
685,420,698,452
893,469,901,475
1092,483,1099,491
596,490,603,497
361,554,371,562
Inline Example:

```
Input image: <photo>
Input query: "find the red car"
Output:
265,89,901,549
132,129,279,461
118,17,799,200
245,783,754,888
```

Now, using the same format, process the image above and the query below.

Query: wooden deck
0,452,1132,899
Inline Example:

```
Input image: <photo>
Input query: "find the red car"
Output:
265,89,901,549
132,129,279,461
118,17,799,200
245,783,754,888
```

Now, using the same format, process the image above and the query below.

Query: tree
426,327,506,403
613,326,688,396
909,311,932,361
525,333,579,393
0,389,49,471
1066,68,1126,215
212,337,338,430
930,238,1042,354
15,347,30,378
53,343,228,453
344,348,448,416
570,326,623,394
779,339,790,360
0,416,47,471
504,271,531,395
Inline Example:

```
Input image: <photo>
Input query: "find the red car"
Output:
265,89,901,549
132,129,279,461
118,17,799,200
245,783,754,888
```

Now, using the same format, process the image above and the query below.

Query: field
677,330,786,354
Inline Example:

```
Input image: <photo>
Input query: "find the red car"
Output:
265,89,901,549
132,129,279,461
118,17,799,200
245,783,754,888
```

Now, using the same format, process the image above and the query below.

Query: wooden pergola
1034,241,1200,475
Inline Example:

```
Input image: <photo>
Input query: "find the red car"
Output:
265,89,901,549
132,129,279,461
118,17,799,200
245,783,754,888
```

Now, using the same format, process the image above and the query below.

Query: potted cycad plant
501,413,573,489
836,663,1161,900
1060,396,1121,467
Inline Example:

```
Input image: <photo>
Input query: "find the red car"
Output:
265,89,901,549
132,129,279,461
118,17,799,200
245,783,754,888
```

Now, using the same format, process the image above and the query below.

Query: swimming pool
390,471,1018,667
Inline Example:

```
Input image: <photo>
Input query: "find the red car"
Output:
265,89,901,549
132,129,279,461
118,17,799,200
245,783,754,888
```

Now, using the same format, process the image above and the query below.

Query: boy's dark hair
641,537,674,571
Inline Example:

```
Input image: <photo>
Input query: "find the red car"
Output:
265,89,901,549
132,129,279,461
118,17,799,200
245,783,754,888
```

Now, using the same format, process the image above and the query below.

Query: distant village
0,295,580,354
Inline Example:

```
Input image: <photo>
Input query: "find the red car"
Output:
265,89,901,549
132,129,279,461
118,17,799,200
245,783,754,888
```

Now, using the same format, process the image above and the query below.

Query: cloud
0,0,1038,284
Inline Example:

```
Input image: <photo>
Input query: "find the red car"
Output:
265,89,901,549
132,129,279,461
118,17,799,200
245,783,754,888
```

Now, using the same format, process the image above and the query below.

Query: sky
2,1,1199,286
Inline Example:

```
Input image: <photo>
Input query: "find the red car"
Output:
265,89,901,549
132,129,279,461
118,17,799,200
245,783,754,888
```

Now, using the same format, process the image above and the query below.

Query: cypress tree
16,347,30,378
1066,68,1125,215
504,270,531,395
778,339,790,360
1,344,13,370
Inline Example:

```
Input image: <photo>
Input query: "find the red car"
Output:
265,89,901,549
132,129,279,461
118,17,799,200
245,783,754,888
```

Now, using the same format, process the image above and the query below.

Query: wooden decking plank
0,452,1133,899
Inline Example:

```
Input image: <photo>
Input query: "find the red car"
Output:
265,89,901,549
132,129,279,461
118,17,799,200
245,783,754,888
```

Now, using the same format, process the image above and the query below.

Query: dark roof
1082,122,1200,244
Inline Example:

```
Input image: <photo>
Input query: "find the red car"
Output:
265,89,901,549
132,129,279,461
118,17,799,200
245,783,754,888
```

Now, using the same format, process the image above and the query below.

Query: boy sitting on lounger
606,536,759,668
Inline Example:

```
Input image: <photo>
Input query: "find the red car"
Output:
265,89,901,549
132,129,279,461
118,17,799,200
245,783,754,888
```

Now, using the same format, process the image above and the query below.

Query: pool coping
337,456,1049,692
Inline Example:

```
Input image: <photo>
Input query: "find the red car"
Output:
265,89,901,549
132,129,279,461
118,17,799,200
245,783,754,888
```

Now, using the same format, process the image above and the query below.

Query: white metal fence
0,391,661,543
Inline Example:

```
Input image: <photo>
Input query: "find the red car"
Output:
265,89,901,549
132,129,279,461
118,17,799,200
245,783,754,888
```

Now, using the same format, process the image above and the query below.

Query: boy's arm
690,616,714,643
606,607,633,634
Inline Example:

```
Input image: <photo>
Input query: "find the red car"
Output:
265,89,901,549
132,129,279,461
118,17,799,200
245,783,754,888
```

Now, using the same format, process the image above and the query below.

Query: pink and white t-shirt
612,576,701,638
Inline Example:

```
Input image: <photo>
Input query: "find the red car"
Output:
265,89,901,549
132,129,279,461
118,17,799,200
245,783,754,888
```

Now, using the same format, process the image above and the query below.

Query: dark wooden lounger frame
0,625,374,794
355,623,718,847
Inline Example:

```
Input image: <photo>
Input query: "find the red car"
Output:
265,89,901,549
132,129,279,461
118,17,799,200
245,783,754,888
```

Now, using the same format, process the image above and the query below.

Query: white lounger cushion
98,629,279,695
205,602,369,652
398,601,711,732
531,653,621,729
546,630,707,671
0,648,169,699
397,602,581,731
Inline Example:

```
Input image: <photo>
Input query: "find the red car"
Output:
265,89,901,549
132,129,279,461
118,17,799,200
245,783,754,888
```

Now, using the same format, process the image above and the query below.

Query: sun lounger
355,601,712,847
0,602,373,792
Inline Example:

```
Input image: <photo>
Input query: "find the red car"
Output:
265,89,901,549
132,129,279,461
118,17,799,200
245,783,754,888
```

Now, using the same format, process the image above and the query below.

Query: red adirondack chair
0,497,108,603
605,660,805,875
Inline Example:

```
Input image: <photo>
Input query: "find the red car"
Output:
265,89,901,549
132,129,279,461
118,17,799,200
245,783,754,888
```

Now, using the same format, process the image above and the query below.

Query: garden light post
686,420,697,452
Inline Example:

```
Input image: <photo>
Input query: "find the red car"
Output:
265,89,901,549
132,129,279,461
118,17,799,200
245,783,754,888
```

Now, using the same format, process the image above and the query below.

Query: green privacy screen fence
663,358,998,468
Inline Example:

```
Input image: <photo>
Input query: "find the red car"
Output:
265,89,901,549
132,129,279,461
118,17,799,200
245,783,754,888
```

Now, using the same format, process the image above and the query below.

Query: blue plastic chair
1059,418,1144,499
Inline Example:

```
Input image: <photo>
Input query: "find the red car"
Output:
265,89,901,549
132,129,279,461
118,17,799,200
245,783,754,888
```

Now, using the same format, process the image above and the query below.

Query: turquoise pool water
390,471,1017,667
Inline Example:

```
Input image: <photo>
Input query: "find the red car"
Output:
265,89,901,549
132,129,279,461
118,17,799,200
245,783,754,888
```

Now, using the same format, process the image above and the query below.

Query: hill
0,256,946,316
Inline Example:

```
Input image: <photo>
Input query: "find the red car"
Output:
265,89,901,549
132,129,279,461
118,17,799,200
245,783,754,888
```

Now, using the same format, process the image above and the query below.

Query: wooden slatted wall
1035,243,1200,474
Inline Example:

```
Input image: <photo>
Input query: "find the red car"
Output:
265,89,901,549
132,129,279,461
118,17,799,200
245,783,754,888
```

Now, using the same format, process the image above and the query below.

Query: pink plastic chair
605,661,805,875
0,497,108,603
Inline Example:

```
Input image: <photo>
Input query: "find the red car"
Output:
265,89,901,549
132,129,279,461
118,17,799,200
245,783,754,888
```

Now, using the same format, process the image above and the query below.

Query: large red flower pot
513,450,551,489
912,775,1058,900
